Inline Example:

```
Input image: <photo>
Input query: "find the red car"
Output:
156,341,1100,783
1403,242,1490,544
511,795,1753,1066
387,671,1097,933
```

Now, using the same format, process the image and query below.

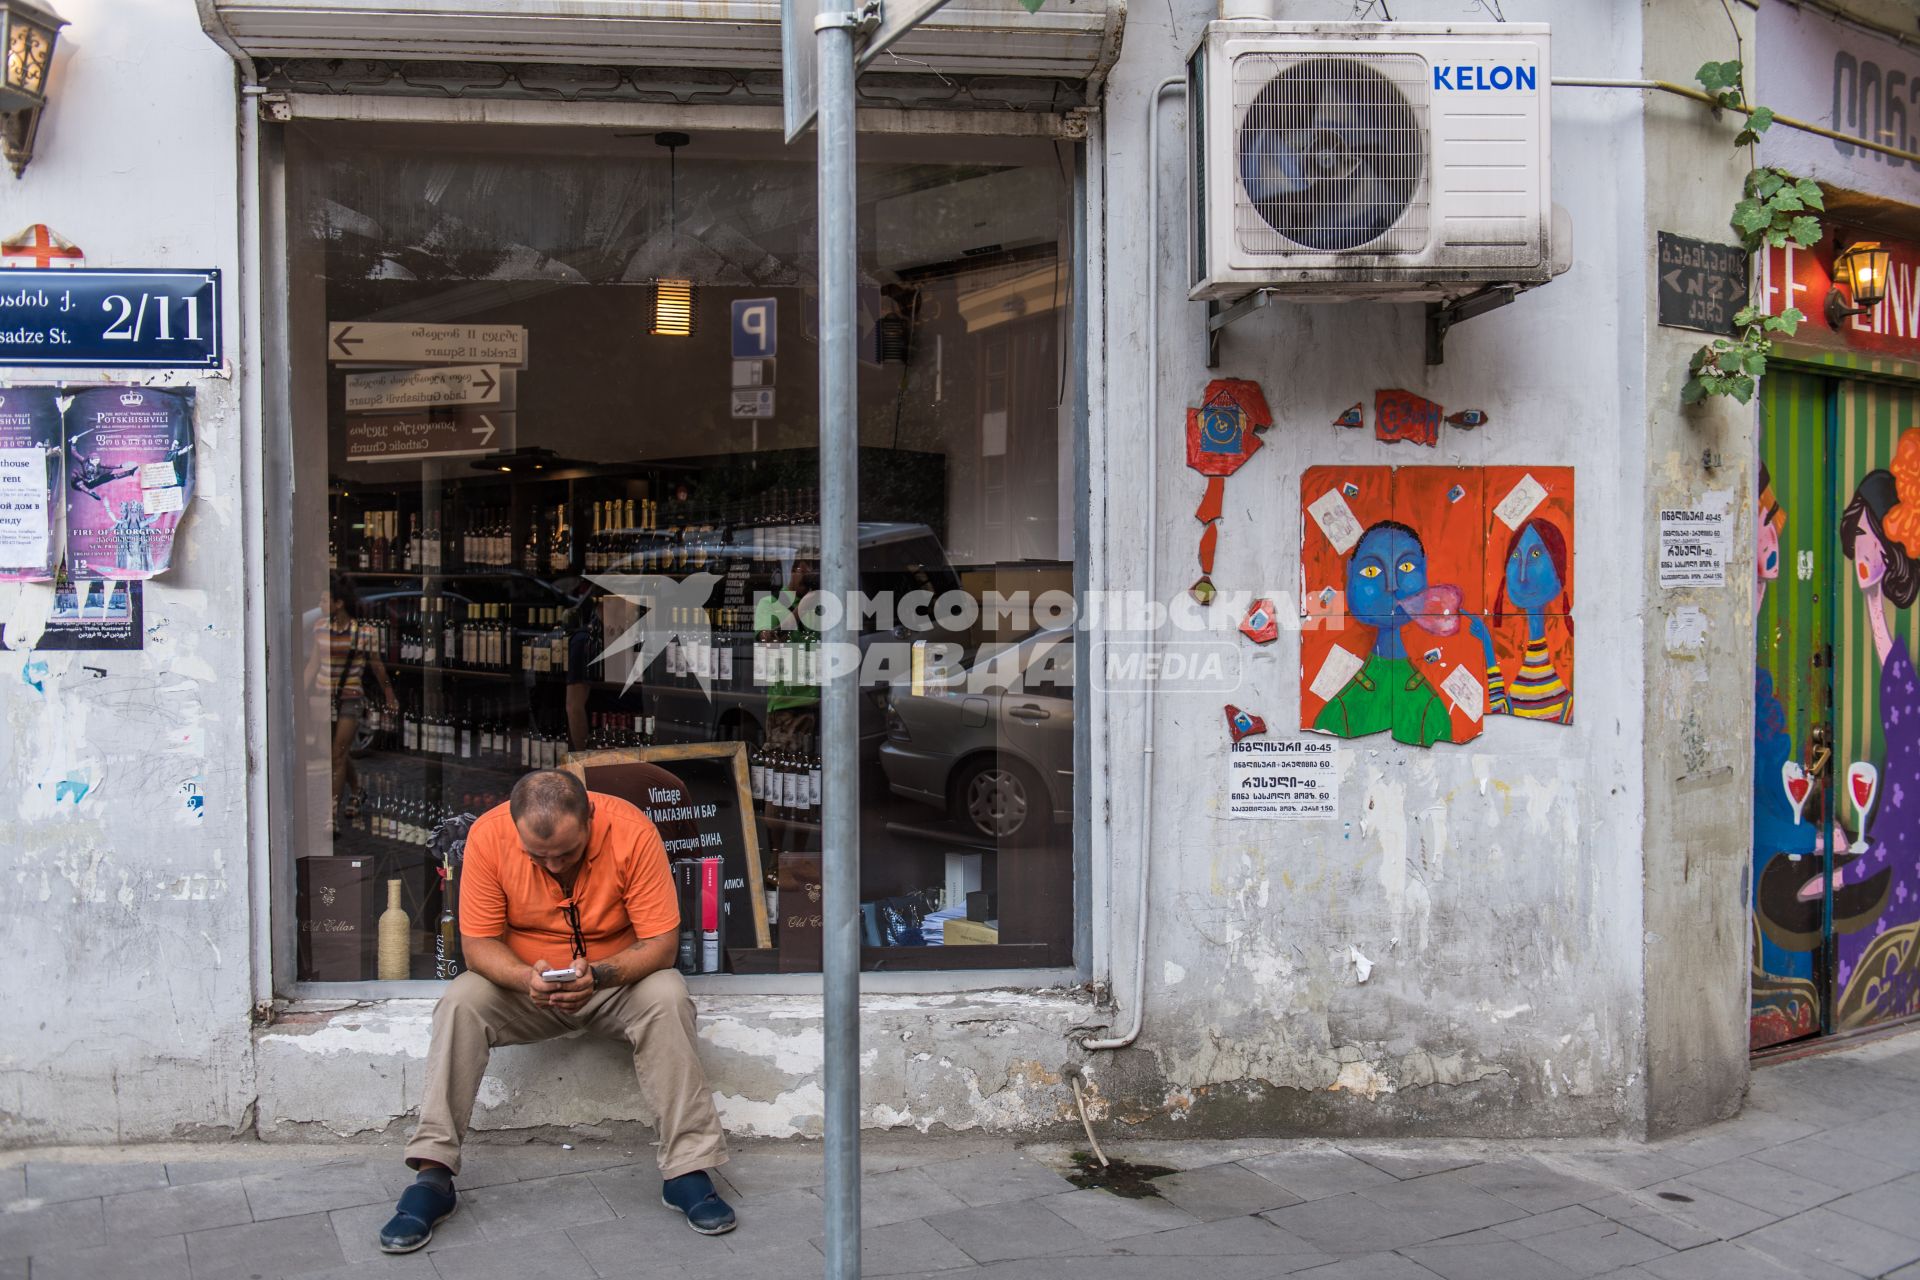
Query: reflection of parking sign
732,298,777,359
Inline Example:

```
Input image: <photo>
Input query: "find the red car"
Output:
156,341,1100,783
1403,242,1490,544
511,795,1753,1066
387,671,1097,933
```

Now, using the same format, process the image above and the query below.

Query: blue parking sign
731,298,777,359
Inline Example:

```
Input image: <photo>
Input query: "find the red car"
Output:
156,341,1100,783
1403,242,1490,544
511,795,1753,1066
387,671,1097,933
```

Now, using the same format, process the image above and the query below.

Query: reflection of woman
1472,517,1572,723
1312,521,1454,747
1835,448,1920,1020
305,573,398,835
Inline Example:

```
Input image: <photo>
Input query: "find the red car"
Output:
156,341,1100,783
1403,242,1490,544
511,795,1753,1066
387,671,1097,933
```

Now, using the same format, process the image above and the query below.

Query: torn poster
0,386,60,581
64,385,195,580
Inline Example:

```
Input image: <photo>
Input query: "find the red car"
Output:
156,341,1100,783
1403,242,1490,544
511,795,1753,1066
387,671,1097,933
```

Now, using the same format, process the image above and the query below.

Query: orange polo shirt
458,792,679,966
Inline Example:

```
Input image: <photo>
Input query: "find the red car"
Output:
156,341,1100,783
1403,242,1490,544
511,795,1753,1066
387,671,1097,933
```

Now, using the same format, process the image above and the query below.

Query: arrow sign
344,408,517,462
326,321,527,367
345,364,507,413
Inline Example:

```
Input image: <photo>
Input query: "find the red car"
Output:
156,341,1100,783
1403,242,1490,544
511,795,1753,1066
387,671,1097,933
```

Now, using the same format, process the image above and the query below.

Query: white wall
1081,0,1677,1137
0,0,254,1142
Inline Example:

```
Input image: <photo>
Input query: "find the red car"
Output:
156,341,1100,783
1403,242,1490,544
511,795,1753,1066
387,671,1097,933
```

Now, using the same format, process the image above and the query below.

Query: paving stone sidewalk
5,1027,1920,1279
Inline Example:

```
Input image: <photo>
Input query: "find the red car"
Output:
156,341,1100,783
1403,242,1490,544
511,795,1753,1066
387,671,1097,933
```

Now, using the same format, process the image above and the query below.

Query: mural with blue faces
1301,466,1574,746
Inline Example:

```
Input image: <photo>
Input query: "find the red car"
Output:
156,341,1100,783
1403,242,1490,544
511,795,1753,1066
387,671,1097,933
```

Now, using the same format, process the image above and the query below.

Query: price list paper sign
0,386,60,580
1658,506,1729,588
64,385,195,580
1229,737,1340,820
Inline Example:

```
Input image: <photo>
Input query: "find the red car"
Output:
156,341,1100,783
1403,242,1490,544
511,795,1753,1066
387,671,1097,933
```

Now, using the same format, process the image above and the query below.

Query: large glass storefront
281,122,1079,983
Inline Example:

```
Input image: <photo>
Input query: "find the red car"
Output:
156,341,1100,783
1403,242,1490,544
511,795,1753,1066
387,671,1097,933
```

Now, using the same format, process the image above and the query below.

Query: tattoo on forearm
591,963,616,990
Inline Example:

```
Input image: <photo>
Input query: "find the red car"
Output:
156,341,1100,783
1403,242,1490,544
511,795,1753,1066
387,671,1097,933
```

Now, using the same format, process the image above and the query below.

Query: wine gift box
298,855,374,980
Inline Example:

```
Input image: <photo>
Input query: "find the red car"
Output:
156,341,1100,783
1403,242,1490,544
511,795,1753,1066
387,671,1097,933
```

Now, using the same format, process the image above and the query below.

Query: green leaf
1748,352,1769,378
1733,376,1757,404
1696,60,1730,92
1769,189,1805,212
1733,199,1771,233
1682,376,1710,404
1748,105,1775,134
1778,306,1804,334
1796,178,1826,211
1766,227,1790,248
1752,170,1787,200
1788,215,1823,245
1733,306,1760,328
1689,346,1712,373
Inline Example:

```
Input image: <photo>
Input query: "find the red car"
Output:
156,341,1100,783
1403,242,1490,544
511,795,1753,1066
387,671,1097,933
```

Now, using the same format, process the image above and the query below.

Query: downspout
1076,73,1184,1054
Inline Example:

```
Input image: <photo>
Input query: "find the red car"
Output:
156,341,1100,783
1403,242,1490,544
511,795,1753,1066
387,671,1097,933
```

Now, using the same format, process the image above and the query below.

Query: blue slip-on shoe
661,1170,737,1235
378,1180,457,1254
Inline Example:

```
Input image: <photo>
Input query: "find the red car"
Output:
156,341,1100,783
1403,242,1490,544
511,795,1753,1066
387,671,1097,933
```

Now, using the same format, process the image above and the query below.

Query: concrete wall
1078,0,1682,1141
1637,0,1757,1136
0,0,255,1142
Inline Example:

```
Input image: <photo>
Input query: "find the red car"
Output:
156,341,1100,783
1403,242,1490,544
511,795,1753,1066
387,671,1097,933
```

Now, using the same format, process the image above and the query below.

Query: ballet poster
63,385,195,580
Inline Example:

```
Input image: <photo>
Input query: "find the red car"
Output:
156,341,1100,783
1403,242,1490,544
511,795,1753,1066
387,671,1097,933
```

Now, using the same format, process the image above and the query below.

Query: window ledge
278,967,1089,1008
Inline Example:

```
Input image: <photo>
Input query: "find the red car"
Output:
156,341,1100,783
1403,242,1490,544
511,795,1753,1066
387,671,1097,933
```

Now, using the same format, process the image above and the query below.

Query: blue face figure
1504,524,1563,613
1347,525,1428,635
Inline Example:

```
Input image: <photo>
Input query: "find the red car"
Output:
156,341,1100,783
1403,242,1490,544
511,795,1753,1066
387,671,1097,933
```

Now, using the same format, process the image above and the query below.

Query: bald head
509,769,591,841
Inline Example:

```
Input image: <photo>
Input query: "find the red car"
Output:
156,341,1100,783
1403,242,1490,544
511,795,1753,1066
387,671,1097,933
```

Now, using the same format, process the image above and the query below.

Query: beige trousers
405,967,729,1180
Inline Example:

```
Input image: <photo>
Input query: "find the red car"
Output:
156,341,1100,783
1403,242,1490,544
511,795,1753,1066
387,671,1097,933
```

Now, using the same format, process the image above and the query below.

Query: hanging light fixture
0,1,66,179
653,277,694,337
1827,240,1893,328
652,132,696,336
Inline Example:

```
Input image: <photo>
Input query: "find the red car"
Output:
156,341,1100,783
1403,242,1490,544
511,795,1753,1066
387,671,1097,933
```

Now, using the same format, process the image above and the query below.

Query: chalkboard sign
564,743,770,951
1657,233,1749,336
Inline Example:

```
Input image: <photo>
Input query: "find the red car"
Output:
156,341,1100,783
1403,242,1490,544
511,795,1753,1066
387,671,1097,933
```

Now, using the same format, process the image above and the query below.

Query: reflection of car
635,522,966,757
878,628,1074,842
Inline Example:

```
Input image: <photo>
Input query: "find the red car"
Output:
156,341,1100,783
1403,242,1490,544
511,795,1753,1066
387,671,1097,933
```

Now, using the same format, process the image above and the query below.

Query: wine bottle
378,879,410,980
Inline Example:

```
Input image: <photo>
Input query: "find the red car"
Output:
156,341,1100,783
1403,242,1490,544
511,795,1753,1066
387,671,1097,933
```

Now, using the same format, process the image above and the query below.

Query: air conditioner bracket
1425,283,1522,366
1204,290,1277,368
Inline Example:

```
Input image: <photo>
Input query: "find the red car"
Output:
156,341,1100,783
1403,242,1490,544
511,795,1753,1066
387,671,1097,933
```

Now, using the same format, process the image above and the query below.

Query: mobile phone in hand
541,967,580,982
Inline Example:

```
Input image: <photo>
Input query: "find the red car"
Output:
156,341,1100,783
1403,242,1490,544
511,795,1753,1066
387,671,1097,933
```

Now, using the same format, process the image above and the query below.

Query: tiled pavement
5,1028,1920,1278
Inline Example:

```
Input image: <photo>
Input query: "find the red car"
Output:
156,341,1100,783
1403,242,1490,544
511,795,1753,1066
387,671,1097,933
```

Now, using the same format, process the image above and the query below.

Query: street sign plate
327,322,527,367
731,388,776,419
0,268,222,369
345,364,505,413
782,0,821,141
732,298,779,359
344,409,516,462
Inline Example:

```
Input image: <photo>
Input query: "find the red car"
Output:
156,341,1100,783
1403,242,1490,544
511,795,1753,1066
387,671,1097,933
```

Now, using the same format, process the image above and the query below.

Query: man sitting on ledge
379,768,735,1253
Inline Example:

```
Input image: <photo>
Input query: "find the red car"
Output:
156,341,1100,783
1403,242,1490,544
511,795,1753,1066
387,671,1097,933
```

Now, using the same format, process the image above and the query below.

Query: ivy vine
1681,59,1823,405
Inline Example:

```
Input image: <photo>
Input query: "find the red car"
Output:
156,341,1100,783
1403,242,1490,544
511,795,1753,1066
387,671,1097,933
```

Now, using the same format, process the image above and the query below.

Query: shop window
280,123,1079,984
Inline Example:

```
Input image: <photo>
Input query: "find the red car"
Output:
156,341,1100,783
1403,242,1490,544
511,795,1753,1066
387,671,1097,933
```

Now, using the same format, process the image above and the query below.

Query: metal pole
815,8,862,1277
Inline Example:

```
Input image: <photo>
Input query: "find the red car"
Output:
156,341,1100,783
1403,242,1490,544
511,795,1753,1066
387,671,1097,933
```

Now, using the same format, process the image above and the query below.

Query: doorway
1753,370,1920,1050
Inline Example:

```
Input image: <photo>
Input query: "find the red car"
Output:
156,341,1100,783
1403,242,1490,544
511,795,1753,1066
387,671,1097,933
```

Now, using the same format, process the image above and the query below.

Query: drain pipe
1079,74,1185,1054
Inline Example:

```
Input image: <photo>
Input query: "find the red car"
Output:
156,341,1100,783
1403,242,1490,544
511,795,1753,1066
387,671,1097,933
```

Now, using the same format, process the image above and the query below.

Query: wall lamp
0,1,64,179
1827,241,1893,328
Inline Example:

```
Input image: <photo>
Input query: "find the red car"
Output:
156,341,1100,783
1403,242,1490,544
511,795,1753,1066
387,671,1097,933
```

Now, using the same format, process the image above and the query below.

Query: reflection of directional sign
327,322,527,367
731,298,777,359
731,388,775,419
345,364,503,413
345,409,516,462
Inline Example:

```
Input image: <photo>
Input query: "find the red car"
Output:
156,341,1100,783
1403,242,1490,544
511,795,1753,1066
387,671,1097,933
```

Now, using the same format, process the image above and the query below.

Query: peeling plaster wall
1089,0,1663,1138
254,991,1092,1142
1638,0,1756,1135
0,1,255,1142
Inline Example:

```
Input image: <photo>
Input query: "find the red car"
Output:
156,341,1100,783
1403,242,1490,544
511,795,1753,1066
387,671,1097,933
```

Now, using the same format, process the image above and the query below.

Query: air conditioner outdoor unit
1188,21,1554,303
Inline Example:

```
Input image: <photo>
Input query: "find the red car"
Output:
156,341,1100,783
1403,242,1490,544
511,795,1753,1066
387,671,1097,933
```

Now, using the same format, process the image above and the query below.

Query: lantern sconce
1827,240,1893,328
0,1,65,179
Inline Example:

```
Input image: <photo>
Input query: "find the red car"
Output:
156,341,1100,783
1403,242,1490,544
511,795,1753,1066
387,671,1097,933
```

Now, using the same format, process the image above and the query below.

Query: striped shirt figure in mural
1485,516,1573,725
1507,633,1571,721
